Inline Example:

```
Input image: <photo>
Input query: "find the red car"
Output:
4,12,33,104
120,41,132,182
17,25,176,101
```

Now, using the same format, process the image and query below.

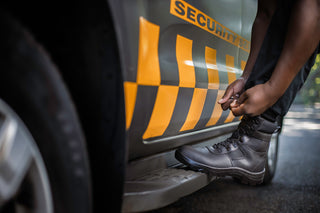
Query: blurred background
295,54,320,108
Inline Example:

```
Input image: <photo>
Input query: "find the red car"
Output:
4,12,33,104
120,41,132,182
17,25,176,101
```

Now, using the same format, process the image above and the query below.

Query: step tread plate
122,168,216,212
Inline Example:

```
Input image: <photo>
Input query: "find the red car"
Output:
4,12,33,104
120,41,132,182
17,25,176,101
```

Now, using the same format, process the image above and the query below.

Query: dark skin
218,0,277,111
219,0,320,117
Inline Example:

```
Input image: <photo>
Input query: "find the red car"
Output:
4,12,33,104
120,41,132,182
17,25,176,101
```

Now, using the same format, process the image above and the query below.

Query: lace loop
212,116,260,151
212,138,238,151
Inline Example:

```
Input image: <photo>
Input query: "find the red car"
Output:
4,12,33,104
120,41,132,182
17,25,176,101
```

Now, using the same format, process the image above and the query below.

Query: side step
122,168,215,212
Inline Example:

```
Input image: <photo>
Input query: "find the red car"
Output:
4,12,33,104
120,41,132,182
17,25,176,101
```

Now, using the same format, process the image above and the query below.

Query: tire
263,132,279,184
43,4,127,212
0,12,92,213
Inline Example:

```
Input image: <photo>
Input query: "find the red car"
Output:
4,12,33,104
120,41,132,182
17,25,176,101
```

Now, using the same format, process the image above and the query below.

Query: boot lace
212,138,238,151
212,116,260,151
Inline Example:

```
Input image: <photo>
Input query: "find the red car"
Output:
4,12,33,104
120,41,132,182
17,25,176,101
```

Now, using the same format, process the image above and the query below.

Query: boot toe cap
176,145,212,165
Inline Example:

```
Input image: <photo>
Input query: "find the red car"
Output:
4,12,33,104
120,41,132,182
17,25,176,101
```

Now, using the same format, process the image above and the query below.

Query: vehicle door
112,0,257,160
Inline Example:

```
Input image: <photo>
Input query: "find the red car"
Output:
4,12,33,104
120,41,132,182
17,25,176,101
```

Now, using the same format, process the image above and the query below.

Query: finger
218,88,234,104
221,99,233,110
230,99,239,108
231,104,246,116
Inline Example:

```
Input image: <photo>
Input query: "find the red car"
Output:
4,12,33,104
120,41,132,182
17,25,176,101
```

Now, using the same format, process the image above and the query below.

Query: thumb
230,99,239,108
237,91,248,105
218,88,234,104
231,92,249,116
231,104,246,116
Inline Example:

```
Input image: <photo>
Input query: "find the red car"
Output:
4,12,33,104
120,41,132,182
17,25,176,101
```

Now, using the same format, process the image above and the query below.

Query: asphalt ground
151,106,320,213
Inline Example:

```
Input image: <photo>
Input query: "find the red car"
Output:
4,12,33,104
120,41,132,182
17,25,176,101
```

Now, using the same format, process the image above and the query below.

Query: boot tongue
254,116,280,134
239,115,279,135
212,116,278,152
232,116,259,138
230,129,241,139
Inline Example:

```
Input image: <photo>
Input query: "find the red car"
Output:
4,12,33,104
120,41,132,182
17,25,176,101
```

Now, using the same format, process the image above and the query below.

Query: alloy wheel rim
0,99,53,213
267,133,278,173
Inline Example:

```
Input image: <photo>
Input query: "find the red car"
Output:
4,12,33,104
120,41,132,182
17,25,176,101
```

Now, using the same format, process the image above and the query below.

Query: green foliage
297,54,320,106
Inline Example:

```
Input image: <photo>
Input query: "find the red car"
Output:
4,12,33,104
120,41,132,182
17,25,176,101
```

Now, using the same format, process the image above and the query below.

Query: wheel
263,132,279,184
0,12,92,213
45,5,127,212
0,99,54,213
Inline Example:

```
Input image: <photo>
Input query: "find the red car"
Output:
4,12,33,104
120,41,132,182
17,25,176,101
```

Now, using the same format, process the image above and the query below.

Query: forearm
219,0,276,108
242,0,277,81
230,0,320,117
267,0,320,99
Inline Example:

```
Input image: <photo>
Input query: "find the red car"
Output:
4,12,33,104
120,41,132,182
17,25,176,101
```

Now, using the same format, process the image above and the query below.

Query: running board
122,168,215,212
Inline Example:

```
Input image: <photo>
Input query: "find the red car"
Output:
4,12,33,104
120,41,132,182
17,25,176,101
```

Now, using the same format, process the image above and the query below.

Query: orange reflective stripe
143,85,179,139
238,60,246,121
226,55,236,84
224,108,235,123
124,82,138,130
241,60,246,71
137,17,161,86
180,88,208,131
224,55,236,123
206,90,224,126
176,35,196,88
205,47,219,89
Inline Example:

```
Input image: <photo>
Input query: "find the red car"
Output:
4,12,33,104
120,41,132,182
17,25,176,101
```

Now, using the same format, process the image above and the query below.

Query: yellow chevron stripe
241,60,247,71
224,55,236,123
180,88,208,131
239,60,246,121
206,90,225,126
137,17,161,86
205,47,219,89
124,82,138,130
143,85,179,139
132,17,246,139
176,35,196,88
226,55,237,84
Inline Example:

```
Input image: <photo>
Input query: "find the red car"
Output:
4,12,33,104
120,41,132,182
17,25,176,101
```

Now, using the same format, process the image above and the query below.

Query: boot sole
175,150,265,186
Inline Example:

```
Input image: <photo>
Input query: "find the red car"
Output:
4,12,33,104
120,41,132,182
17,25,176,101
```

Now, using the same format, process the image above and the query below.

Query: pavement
151,105,320,213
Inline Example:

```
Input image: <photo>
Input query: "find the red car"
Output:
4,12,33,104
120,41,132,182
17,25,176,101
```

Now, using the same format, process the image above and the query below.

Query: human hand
230,82,280,117
218,78,246,110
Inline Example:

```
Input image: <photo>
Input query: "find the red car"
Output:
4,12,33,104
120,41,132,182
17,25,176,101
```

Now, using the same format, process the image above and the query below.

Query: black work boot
175,116,279,185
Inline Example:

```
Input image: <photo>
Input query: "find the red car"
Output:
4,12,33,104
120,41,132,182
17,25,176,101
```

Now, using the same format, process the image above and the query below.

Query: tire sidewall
0,13,92,213
263,133,279,184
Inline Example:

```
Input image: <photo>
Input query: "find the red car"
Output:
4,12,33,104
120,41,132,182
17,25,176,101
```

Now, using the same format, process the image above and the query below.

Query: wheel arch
1,1,127,212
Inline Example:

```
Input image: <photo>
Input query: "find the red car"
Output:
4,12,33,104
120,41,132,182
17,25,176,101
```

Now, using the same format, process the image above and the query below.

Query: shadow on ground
151,107,320,213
